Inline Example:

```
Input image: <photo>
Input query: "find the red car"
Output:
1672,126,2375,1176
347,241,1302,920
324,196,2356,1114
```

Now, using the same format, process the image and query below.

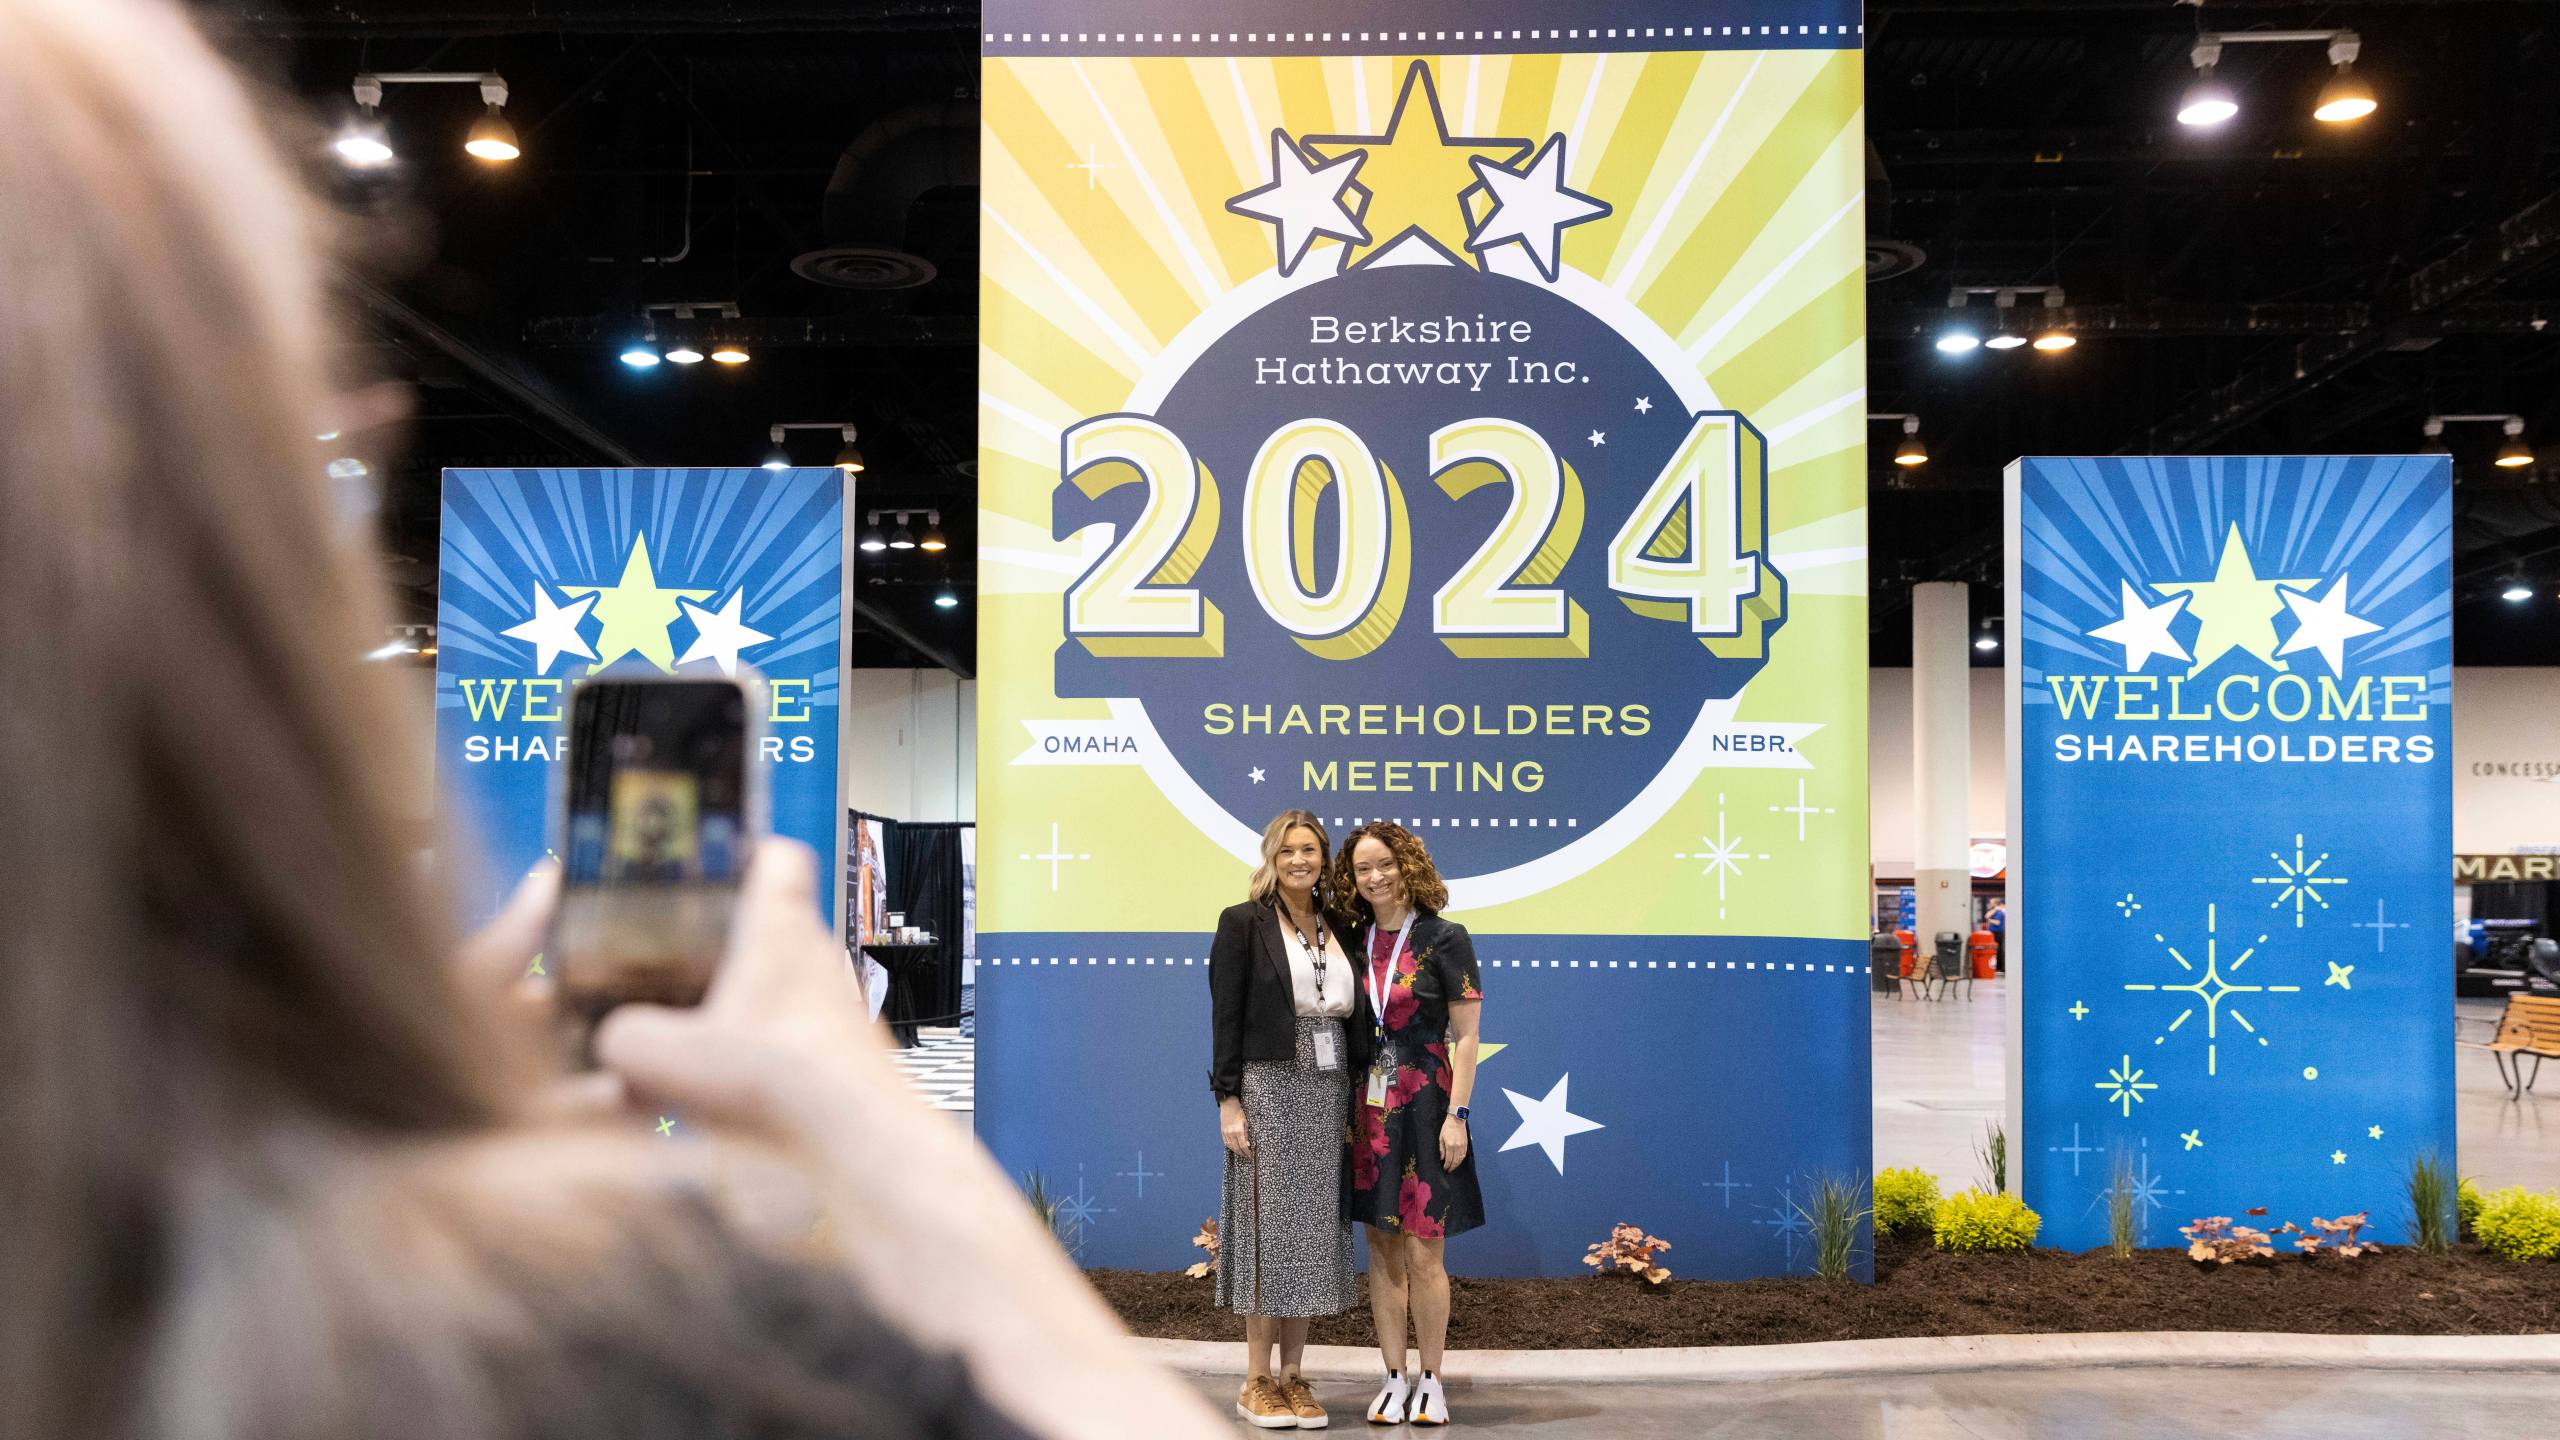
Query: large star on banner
2150,525,2316,676
501,583,597,675
1225,129,1370,277
1465,134,1610,281
2274,573,2383,678
677,590,773,677
1302,62,1530,269
2086,579,2192,673
562,534,713,674
1498,1072,1605,1175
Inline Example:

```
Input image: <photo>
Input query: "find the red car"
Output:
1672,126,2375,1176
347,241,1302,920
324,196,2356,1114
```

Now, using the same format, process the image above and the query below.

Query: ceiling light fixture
618,340,661,368
2500,579,2534,604
463,76,520,161
2180,29,2379,129
1984,333,2027,351
2177,40,2239,127
833,426,867,474
1874,413,1928,467
664,343,706,365
2032,331,2078,351
933,591,960,610
2429,413,2534,470
763,420,862,473
2313,33,2377,123
918,511,948,551
888,515,917,551
335,76,394,167
708,344,750,365
761,425,792,471
2496,416,2534,468
344,72,522,166
858,512,888,553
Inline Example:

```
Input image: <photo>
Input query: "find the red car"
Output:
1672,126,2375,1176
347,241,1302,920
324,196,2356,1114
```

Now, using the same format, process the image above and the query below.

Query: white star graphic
1464,134,1610,281
1633,396,1653,414
2274,573,2382,678
2086,580,2193,673
677,591,773,677
1224,129,1370,277
1587,430,1606,447
1498,1073,1605,1175
1249,766,1267,784
501,584,598,675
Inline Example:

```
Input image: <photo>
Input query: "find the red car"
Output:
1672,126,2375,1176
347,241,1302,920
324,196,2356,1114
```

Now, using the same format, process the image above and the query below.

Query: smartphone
551,674,765,1036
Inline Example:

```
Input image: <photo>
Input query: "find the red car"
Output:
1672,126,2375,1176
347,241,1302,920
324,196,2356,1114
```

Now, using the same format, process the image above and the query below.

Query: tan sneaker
1237,1376,1298,1430
1278,1373,1330,1429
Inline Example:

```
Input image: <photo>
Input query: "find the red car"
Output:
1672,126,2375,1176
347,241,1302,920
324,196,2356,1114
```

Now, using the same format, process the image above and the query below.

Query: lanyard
1364,915,1415,1036
1285,909,1332,1003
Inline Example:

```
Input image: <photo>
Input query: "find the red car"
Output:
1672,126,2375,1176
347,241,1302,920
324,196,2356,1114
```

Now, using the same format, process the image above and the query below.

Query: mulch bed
1092,1233,2560,1348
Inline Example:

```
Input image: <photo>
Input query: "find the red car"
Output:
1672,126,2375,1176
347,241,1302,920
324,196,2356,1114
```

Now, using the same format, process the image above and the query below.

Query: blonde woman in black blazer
1207,810,1361,1429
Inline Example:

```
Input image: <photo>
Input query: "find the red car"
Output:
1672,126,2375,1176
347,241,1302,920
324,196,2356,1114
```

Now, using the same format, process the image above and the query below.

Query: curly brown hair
1330,821,1450,923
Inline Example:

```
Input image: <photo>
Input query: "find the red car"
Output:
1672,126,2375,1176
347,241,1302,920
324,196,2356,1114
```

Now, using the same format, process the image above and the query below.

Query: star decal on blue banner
434,468,844,922
2005,455,2454,1250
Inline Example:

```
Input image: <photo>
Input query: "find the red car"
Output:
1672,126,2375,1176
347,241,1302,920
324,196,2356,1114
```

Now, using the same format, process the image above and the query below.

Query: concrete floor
1192,1367,2560,1437
1870,982,2560,1192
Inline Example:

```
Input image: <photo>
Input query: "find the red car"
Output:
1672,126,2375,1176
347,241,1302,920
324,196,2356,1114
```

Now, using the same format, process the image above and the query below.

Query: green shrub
2457,1177,2485,1235
2474,1186,2560,1262
1796,1171,1871,1280
1934,1188,2042,1253
1874,1168,1942,1235
2407,1152,2455,1254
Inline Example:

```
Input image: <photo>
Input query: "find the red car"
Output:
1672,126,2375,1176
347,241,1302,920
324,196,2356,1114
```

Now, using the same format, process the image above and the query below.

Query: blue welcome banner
2005,456,2454,1249
434,468,844,922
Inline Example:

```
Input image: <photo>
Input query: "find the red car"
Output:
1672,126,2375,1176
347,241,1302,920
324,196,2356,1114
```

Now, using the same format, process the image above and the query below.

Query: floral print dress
1344,913,1485,1240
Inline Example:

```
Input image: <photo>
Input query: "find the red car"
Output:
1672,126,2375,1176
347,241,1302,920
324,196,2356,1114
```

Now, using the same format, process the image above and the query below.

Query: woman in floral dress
1333,822,1482,1427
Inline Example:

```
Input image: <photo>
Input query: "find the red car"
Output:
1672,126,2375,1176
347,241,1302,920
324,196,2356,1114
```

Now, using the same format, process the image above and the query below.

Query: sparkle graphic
2116,893,2143,919
2325,962,2355,990
2181,1129,2204,1151
2303,1067,2320,1081
2124,903,2302,1077
655,1115,675,1138
1766,776,1837,842
2350,897,2409,953
2150,525,2317,676
1704,1160,1747,1208
527,954,545,978
2096,1054,2160,1117
561,533,713,674
1587,429,1607,447
2048,1122,2097,1177
1249,766,1267,784
2253,834,2349,927
1672,794,1770,920
2368,1125,2385,1140
1753,1176,1811,1265
1065,141,1118,189
1633,396,1654,414
2069,1000,2091,1021
2091,1139,2185,1226
1052,1164,1114,1259
2331,1150,2348,1165
1114,1150,1165,1199
1300,62,1532,268
1018,822,1093,893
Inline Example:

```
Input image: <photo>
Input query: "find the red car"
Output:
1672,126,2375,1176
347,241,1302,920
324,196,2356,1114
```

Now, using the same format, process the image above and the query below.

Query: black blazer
1206,898,1359,1100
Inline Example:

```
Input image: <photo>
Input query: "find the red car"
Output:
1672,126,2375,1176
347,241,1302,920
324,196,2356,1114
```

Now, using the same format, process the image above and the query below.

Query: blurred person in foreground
0,2,1220,1437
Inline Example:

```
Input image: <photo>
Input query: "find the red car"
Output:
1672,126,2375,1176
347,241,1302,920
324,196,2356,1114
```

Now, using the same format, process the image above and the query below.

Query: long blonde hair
1246,809,1333,908
0,6,911,1438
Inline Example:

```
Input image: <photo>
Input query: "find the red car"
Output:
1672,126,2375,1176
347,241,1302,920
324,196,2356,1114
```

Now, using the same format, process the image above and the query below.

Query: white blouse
1282,917,1353,1018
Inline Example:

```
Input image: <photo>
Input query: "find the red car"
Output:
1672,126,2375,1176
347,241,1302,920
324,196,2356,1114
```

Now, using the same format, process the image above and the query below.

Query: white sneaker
1365,1372,1408,1425
1407,1374,1449,1426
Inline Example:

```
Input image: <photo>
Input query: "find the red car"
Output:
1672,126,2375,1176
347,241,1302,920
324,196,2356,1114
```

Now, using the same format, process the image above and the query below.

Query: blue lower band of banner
977,931,1872,1279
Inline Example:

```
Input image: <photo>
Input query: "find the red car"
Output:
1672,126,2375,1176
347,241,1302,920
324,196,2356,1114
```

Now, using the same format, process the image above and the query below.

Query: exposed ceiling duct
793,97,978,291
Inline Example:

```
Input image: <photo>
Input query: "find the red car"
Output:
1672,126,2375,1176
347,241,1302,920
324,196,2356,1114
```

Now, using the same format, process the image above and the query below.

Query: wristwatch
1450,1105,1471,1122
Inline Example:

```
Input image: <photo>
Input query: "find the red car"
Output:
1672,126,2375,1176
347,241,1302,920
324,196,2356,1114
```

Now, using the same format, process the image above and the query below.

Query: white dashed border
983,25,1866,49
980,955,1865,976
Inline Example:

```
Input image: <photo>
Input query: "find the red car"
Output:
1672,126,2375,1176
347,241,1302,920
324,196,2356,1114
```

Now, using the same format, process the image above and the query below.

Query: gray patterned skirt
1215,1015,1356,1317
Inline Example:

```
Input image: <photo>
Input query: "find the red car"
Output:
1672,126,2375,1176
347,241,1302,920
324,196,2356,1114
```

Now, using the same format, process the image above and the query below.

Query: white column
1912,582,1973,959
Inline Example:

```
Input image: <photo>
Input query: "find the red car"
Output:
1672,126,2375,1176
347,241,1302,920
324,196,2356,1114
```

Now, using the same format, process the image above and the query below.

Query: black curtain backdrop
2473,881,2556,928
886,820,969,1039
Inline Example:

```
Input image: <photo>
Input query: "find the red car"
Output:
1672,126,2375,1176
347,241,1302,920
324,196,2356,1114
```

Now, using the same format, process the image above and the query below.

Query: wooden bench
2479,994,2560,1099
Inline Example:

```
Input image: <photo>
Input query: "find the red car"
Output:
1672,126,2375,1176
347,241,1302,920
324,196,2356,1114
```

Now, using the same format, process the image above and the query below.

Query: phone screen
553,678,750,1027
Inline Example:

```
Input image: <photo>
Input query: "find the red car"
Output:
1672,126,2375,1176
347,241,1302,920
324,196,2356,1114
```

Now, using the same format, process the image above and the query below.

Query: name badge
1313,1029,1339,1071
1366,1063,1391,1108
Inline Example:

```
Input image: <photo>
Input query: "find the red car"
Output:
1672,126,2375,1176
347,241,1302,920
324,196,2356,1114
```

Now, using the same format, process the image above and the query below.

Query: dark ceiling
195,0,2560,673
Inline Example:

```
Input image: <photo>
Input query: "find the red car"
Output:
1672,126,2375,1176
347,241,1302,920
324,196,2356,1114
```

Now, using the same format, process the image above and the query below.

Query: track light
933,591,960,610
465,105,521,162
761,426,791,471
708,344,750,365
918,512,948,551
1973,635,1999,652
618,341,661,368
2033,331,2077,351
1984,333,2026,351
2422,418,2449,455
1936,331,1980,354
888,516,917,550
2497,417,2534,468
833,426,867,474
664,343,706,365
2178,40,2238,127
2501,579,2534,604
1893,417,1927,467
859,513,888,553
2314,67,2376,124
